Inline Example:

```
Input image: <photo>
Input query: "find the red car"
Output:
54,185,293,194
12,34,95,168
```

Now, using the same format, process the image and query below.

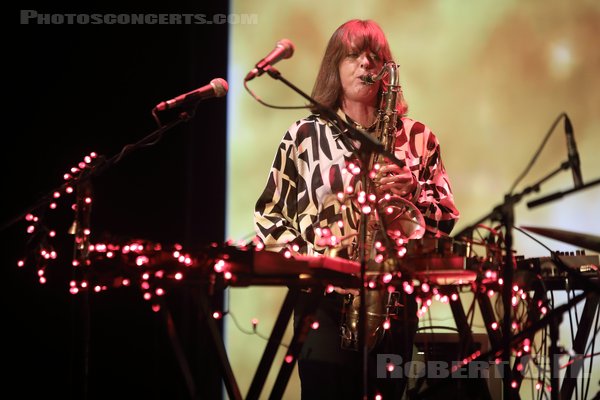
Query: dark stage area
4,3,228,398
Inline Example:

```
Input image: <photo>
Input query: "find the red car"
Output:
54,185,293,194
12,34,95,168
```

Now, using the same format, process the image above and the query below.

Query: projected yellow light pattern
227,1,600,398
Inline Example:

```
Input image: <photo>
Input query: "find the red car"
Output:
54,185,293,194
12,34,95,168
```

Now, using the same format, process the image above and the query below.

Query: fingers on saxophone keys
380,163,407,174
333,286,359,296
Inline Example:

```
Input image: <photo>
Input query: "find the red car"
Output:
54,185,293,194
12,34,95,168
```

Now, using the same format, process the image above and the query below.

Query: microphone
154,78,228,111
564,114,583,188
244,38,295,81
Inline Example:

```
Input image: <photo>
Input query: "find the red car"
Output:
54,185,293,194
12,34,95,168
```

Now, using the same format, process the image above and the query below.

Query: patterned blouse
254,113,460,256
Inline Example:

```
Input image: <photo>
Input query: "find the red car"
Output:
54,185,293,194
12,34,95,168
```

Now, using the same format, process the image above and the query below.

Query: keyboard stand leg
269,287,323,400
246,287,301,400
194,289,243,400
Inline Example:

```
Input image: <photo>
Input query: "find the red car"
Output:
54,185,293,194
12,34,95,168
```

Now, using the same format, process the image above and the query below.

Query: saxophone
340,62,425,351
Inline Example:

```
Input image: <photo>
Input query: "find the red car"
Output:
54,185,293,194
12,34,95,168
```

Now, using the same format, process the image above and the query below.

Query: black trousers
295,291,418,399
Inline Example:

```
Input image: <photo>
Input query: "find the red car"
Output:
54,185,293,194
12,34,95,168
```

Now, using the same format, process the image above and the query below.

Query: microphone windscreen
210,78,229,97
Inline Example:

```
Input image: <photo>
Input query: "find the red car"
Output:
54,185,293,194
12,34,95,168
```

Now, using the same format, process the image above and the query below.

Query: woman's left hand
375,163,417,198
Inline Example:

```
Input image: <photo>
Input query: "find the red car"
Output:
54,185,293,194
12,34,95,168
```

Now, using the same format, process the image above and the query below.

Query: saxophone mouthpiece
361,74,376,85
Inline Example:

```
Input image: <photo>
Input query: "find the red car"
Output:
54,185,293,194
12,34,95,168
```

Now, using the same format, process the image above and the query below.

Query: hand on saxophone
375,163,417,199
332,286,359,296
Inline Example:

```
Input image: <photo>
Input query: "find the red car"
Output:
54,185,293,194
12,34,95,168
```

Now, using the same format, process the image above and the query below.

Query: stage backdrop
227,1,600,398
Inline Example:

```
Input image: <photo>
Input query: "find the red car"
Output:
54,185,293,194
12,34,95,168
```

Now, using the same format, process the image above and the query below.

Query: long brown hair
310,19,408,115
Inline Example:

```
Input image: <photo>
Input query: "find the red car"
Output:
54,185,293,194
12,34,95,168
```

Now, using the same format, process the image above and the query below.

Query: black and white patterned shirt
254,113,459,256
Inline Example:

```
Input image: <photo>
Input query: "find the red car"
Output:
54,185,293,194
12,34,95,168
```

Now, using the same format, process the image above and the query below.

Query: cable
508,112,566,195
584,306,600,400
223,282,289,349
531,364,535,400
223,287,290,349
514,226,554,253
243,79,309,110
528,287,550,400
152,107,162,127
566,289,579,400
461,291,477,357
226,310,290,349
573,289,581,327
532,326,549,400
416,325,460,333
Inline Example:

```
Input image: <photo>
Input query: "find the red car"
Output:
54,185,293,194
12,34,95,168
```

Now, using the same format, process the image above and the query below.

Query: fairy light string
13,151,597,399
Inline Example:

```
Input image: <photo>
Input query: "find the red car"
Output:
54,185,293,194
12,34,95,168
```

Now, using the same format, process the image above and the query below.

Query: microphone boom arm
263,67,406,170
1,102,202,233
527,177,600,209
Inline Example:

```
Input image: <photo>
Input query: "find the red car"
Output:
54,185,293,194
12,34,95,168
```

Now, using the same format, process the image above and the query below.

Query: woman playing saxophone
254,19,460,399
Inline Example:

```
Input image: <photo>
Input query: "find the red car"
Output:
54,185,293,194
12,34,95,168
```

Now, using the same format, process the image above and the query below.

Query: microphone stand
263,67,405,170
452,159,580,400
453,160,573,241
2,106,201,399
263,66,405,400
1,109,196,233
